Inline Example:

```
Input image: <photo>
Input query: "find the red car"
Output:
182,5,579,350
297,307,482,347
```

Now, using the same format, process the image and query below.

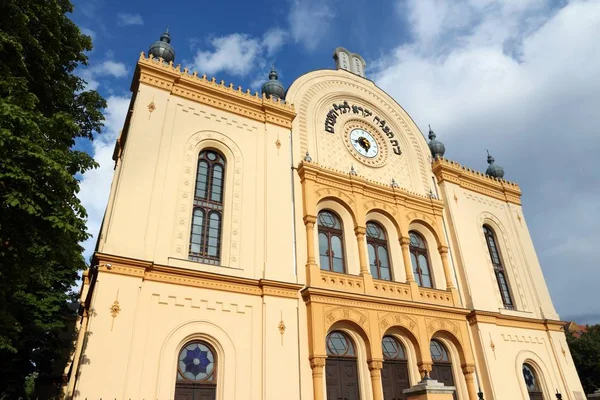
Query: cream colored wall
98,82,296,283
470,323,585,400
73,270,302,399
436,179,558,320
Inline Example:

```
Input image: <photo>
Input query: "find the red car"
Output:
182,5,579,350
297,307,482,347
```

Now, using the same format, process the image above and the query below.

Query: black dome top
261,67,285,99
148,29,175,63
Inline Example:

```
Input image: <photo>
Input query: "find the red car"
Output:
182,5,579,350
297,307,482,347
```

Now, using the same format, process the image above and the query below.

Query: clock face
350,128,379,158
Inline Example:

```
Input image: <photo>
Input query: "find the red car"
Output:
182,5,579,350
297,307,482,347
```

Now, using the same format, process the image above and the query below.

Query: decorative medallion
343,120,389,167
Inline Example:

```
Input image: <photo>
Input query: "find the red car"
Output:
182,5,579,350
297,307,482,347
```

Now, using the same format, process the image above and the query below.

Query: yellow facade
64,52,585,400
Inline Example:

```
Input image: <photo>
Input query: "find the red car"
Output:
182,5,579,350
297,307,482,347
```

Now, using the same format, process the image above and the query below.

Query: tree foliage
0,0,106,397
566,324,600,394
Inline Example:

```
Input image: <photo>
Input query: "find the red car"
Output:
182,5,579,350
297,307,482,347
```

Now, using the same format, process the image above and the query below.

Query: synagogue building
64,30,585,400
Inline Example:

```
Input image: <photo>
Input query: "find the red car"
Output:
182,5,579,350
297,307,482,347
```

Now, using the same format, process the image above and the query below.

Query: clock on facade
350,128,379,158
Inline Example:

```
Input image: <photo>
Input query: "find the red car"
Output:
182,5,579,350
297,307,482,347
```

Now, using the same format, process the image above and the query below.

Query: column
400,237,415,282
310,356,326,400
461,364,478,400
304,215,319,285
438,246,455,289
368,360,384,400
355,226,370,275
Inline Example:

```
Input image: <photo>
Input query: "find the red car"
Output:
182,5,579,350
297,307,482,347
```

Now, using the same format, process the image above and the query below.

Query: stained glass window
430,340,450,362
367,221,392,281
318,211,345,273
177,342,216,382
382,336,406,360
326,331,355,357
483,225,514,309
189,150,225,265
409,231,433,288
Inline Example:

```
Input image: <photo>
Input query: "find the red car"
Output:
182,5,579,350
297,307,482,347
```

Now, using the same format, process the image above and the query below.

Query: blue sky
71,0,600,324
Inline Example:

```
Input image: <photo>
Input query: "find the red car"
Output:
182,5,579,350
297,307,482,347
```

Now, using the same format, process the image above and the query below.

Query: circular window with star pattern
342,120,389,167
177,341,216,382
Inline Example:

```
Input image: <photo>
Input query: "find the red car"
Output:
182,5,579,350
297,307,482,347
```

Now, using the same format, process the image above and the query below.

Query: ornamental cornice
432,157,522,205
93,252,303,299
467,310,565,332
135,53,296,128
298,162,444,214
301,287,469,319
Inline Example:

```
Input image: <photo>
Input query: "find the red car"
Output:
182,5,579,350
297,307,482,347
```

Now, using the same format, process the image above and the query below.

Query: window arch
483,225,514,309
522,363,544,400
409,231,433,288
382,336,410,399
189,150,225,265
318,210,345,273
366,221,392,280
175,341,217,399
326,331,360,399
430,340,456,400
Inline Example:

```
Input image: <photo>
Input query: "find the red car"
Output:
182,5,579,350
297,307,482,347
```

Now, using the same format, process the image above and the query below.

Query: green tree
566,324,600,394
0,0,106,397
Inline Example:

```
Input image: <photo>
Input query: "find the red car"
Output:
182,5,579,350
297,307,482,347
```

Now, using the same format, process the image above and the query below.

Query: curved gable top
286,68,432,195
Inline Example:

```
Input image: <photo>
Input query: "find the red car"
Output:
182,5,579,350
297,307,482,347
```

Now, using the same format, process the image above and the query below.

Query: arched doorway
325,331,360,400
523,363,544,400
175,341,217,400
381,336,410,400
430,340,456,399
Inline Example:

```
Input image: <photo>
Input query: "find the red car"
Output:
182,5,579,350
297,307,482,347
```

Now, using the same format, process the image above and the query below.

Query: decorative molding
94,252,303,299
432,157,521,205
135,53,296,128
426,318,461,337
278,311,286,345
500,333,545,344
467,310,565,332
152,294,251,314
324,306,369,328
378,313,418,332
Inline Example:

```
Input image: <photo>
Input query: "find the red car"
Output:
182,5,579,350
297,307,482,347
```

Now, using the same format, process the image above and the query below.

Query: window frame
366,221,392,281
176,340,218,385
189,150,226,265
483,225,515,310
409,231,433,288
317,210,346,273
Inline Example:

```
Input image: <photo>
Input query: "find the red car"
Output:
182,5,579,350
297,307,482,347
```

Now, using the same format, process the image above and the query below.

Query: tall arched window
409,231,433,288
381,336,410,400
430,340,456,400
189,150,225,265
318,210,345,273
175,341,217,400
483,225,514,309
326,331,360,400
523,364,544,400
366,221,391,281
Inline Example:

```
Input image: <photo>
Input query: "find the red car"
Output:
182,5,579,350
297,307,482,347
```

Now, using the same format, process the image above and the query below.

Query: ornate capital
354,226,366,236
400,236,411,247
368,360,383,371
438,245,449,255
418,361,433,377
310,356,326,370
461,364,476,379
304,215,317,227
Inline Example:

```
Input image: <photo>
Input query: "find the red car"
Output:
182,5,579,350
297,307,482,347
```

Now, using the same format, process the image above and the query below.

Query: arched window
318,210,345,273
430,340,456,400
175,341,217,400
409,231,433,288
189,150,225,265
483,225,514,309
326,331,360,400
367,222,392,281
381,336,410,399
523,363,544,400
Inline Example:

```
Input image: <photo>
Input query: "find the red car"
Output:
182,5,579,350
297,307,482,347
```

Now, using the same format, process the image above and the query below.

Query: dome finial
427,124,445,159
149,28,175,63
262,64,285,100
485,150,505,178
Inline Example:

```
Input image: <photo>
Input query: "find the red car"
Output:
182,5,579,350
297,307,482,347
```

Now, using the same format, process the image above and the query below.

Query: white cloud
191,29,289,78
80,60,128,90
78,95,131,261
288,0,335,51
80,27,96,40
117,12,144,26
263,28,288,56
373,0,600,322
